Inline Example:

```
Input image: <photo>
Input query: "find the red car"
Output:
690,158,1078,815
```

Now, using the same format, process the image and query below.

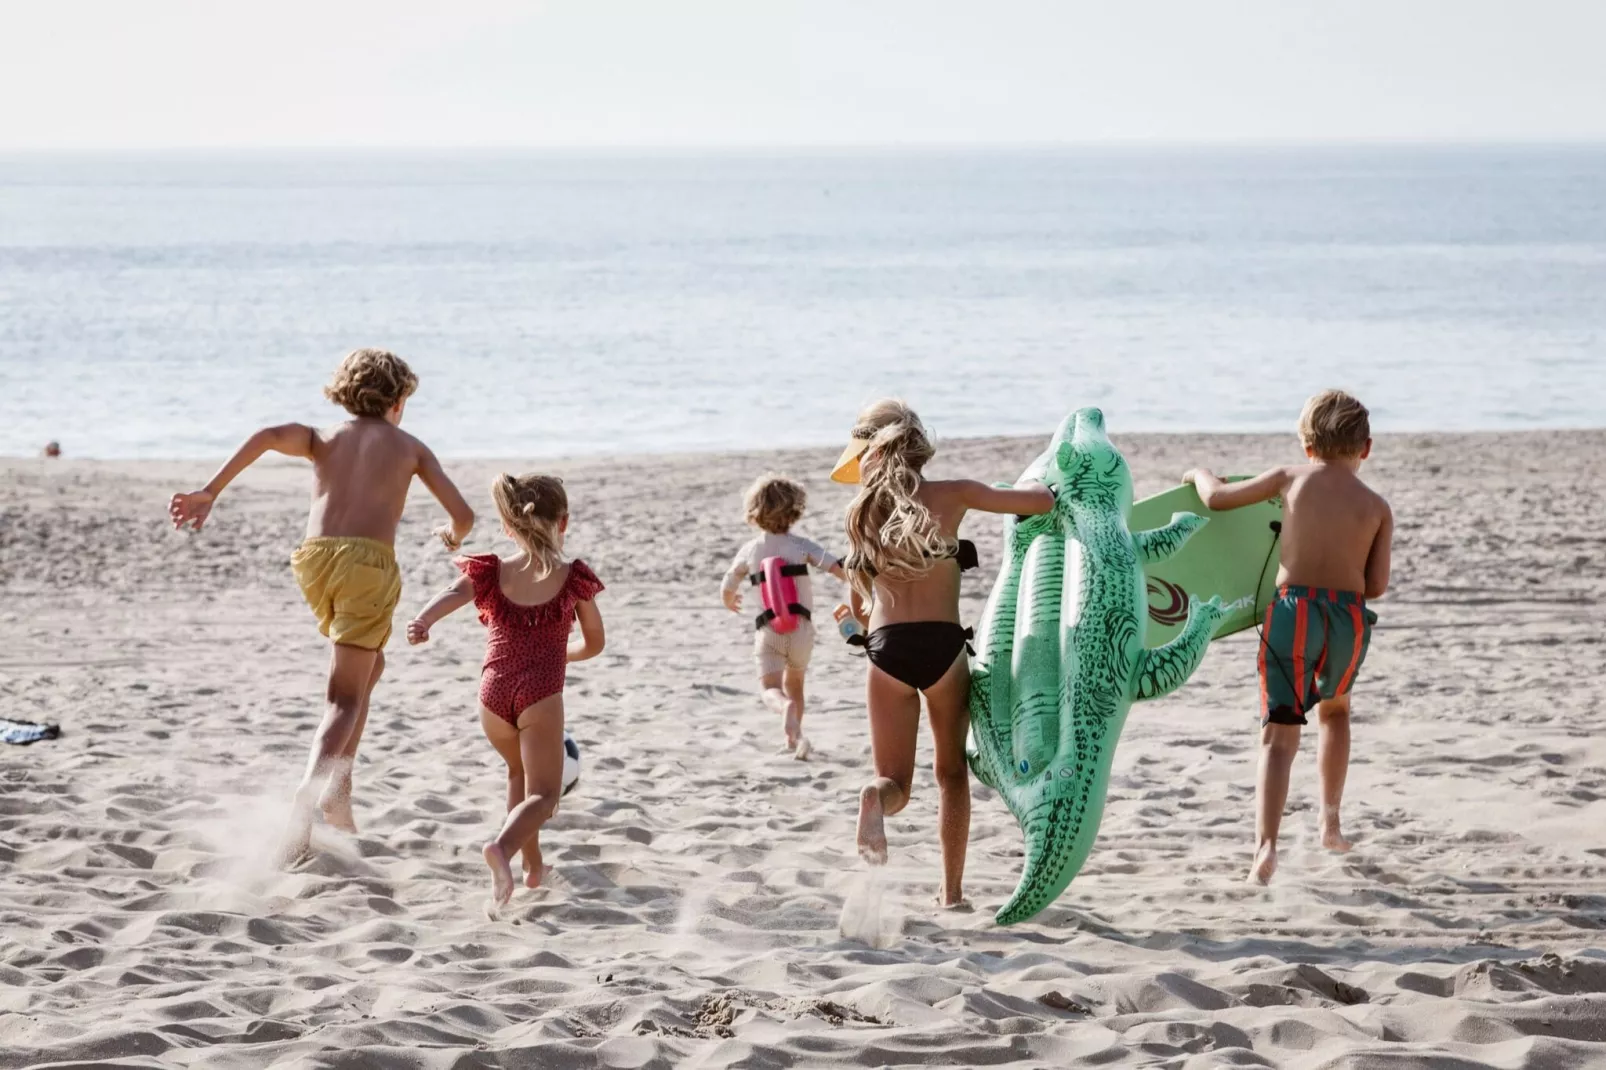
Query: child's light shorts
291,536,403,651
754,618,815,676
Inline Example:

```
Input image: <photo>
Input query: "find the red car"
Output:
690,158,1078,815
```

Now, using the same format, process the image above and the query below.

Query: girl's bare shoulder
921,477,982,497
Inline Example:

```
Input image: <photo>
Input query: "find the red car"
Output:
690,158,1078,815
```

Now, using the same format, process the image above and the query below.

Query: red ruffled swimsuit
455,555,605,725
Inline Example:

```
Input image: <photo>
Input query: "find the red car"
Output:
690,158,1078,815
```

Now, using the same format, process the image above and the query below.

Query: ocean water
1,147,1603,459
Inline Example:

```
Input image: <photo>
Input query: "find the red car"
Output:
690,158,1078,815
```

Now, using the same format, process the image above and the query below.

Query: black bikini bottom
850,622,974,692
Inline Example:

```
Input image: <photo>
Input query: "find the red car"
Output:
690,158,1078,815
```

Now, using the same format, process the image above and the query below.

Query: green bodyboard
1131,480,1283,647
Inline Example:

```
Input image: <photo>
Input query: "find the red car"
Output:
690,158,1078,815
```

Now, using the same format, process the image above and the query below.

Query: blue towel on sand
1,719,60,745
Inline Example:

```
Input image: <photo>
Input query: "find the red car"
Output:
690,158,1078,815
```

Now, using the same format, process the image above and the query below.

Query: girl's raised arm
406,575,475,645
958,480,1055,518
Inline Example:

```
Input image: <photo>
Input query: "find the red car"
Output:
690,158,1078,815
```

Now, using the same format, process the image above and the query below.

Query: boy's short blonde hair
1299,389,1371,459
324,348,418,418
744,473,807,535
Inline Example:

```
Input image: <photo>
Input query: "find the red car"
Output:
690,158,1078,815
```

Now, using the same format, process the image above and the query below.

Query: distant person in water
835,400,1054,908
42,442,60,458
720,473,846,760
1183,389,1392,885
168,348,475,864
407,473,605,909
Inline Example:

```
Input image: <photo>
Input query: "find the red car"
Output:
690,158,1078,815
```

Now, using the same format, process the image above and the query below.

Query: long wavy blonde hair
844,399,954,603
492,473,567,578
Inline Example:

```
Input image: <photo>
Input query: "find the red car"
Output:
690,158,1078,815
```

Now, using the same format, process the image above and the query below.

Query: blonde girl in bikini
834,400,1053,907
407,474,605,908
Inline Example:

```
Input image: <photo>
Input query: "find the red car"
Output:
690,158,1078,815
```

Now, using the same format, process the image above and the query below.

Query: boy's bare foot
277,836,313,869
1320,814,1353,852
783,711,801,751
856,785,888,865
1247,842,1277,885
524,863,553,890
319,796,358,834
483,842,516,907
935,894,971,911
792,734,811,761
278,789,318,867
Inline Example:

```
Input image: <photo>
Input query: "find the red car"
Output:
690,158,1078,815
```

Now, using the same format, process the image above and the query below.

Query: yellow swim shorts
290,537,403,651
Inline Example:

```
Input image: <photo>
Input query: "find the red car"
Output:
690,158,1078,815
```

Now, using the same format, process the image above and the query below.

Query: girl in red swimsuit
407,473,605,908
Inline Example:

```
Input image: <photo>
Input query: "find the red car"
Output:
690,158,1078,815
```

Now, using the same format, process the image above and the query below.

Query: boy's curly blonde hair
744,473,807,535
324,348,419,418
1299,389,1371,460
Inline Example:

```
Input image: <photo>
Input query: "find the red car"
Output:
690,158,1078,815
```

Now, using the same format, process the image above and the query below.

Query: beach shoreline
3,428,1604,1066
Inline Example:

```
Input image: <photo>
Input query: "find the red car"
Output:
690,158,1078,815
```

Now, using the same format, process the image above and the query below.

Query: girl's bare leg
923,654,972,907
483,694,565,906
479,707,529,874
319,650,385,832
1251,721,1302,884
285,643,378,863
856,665,919,865
783,667,809,759
1316,695,1353,851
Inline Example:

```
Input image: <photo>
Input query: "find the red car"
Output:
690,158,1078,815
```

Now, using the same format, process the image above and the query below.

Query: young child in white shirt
721,474,846,759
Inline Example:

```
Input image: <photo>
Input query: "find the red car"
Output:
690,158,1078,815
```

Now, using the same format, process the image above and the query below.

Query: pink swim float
752,556,811,634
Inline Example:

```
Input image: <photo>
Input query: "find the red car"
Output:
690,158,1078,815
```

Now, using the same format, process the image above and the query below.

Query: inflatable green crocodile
967,407,1227,925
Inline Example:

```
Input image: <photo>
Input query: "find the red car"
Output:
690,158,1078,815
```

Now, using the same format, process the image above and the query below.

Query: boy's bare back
1273,463,1389,596
305,419,455,545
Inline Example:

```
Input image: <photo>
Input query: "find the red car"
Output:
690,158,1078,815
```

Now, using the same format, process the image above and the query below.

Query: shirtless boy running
1184,389,1393,884
169,348,475,862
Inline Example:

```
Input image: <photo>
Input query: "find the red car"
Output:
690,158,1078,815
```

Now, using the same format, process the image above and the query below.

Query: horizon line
4,136,1606,155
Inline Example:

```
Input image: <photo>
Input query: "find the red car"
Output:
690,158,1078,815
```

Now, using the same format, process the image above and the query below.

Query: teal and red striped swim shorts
1258,585,1378,726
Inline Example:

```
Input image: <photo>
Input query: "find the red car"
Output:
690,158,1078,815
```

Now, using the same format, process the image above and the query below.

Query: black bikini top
943,540,980,572
846,539,978,579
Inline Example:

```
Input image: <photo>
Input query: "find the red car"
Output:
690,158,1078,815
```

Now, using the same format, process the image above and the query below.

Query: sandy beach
3,428,1605,1068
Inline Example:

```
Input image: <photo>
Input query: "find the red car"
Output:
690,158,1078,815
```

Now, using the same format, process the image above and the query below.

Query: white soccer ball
562,732,581,797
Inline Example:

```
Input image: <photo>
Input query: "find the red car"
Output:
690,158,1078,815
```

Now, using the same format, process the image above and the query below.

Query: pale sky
2,0,1603,148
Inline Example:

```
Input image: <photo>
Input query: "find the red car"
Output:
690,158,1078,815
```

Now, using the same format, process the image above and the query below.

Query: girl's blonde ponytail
492,473,567,577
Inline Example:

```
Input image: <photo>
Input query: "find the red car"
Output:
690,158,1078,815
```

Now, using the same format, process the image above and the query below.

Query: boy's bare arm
169,424,315,531
1364,500,1394,600
1184,466,1291,512
416,445,475,550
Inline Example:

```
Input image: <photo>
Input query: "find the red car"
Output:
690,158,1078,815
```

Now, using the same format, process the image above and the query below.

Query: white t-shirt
722,531,841,616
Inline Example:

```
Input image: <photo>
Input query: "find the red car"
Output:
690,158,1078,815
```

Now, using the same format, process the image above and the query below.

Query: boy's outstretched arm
1184,467,1290,512
406,575,475,645
568,599,606,662
1365,501,1394,600
416,446,475,550
169,423,315,531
